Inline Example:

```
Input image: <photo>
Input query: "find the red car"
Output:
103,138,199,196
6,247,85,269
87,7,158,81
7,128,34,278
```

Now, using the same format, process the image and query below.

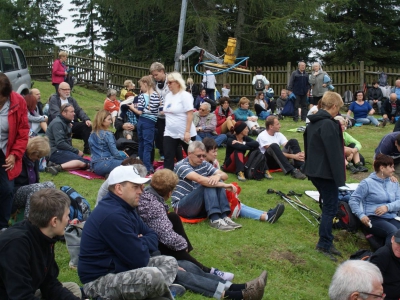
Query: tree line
1,0,399,67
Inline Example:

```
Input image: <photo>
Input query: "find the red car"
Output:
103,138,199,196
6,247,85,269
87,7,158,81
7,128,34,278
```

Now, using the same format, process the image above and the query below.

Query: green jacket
343,131,362,150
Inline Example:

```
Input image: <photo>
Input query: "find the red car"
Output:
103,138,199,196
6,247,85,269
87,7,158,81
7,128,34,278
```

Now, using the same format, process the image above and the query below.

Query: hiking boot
246,270,267,289
169,283,186,298
382,118,388,127
267,203,285,224
223,216,243,229
210,267,234,281
291,169,306,180
330,245,343,257
355,162,368,172
315,246,338,262
237,171,246,182
243,273,266,300
209,219,235,232
45,164,62,176
346,163,359,174
264,170,273,179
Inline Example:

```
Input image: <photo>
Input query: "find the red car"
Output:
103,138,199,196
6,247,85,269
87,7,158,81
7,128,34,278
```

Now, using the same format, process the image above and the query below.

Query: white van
0,40,31,95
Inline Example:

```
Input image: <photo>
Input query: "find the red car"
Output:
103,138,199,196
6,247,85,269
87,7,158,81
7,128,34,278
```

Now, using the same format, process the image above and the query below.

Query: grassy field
32,80,392,299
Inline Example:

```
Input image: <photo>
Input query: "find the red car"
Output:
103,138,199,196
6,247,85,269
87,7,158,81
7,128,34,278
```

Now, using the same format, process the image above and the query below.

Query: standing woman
163,72,197,170
0,73,30,230
51,51,68,94
308,62,328,108
89,110,128,177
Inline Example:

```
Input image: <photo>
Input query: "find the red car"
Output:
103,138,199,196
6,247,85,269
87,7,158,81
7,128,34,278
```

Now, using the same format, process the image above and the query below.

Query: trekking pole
286,191,321,222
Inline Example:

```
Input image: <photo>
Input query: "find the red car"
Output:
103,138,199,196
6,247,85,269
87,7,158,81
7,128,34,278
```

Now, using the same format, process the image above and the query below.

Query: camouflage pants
83,255,178,300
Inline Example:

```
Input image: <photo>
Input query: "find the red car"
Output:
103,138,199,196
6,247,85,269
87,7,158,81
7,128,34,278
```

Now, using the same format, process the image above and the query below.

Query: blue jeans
92,158,123,177
368,216,400,245
175,260,231,299
0,151,14,229
310,177,339,250
356,116,379,126
138,118,156,172
176,185,231,219
195,132,227,147
239,203,264,220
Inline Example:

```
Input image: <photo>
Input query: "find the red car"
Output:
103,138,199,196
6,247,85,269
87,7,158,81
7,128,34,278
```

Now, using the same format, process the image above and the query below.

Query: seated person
116,95,139,140
391,79,400,101
12,136,55,219
222,122,266,181
264,84,275,113
88,110,128,177
172,141,241,232
368,81,383,114
383,93,400,124
233,97,261,136
48,82,92,154
334,116,368,174
254,92,269,117
215,97,236,134
347,90,385,127
138,168,234,280
328,260,383,300
205,137,284,223
194,102,227,147
349,154,400,245
30,88,44,115
0,188,82,299
195,88,207,110
375,132,400,176
275,89,289,114
25,93,48,134
370,229,400,300
257,116,306,179
119,79,136,100
45,103,90,175
103,88,120,124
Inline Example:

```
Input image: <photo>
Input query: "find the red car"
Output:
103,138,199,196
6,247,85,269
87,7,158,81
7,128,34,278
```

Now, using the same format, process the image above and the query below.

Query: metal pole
174,0,188,71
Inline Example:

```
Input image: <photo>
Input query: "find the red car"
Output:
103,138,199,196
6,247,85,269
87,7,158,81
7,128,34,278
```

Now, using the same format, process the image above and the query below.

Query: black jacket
48,94,90,124
370,244,400,300
382,98,400,119
224,134,259,165
46,115,79,156
368,87,383,101
0,221,80,300
304,109,345,187
287,69,310,96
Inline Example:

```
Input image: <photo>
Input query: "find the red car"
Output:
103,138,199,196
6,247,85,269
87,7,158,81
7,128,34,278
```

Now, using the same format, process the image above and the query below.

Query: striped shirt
138,91,163,122
171,158,217,207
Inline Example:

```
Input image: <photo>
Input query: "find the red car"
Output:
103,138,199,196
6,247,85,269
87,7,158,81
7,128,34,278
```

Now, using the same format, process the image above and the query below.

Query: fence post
359,61,364,90
104,55,108,88
286,62,291,86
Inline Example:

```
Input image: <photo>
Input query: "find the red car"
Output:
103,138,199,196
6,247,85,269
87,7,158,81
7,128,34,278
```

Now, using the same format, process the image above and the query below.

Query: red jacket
6,92,30,180
215,105,235,134
51,59,67,84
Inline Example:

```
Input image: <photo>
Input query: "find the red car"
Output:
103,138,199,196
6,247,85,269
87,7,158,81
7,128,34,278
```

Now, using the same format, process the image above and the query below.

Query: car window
0,47,19,72
15,48,27,69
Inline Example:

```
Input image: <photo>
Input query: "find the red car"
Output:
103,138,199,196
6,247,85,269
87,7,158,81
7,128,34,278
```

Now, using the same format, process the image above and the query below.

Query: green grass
32,80,391,299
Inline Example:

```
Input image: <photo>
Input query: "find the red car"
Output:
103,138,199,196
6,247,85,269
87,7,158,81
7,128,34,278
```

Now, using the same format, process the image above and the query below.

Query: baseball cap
394,229,400,243
108,166,150,185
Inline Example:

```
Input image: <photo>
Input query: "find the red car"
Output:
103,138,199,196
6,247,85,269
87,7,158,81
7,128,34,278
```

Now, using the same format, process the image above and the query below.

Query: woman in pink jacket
52,51,68,93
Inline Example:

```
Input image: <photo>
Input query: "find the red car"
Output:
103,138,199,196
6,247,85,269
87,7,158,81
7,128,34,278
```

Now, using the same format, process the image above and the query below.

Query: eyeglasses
60,88,71,91
167,81,176,85
359,292,386,299
193,154,207,159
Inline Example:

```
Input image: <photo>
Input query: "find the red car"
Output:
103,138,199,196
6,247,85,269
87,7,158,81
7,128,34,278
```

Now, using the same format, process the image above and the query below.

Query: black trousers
294,94,308,121
163,136,193,171
265,139,303,173
72,121,91,150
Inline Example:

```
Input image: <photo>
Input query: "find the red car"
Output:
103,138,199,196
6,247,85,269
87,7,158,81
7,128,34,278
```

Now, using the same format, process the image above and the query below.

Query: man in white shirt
256,116,306,179
202,67,216,101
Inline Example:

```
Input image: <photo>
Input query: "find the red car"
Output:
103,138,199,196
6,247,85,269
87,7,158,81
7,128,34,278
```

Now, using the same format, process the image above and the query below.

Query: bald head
30,88,40,101
396,80,400,88
390,93,398,102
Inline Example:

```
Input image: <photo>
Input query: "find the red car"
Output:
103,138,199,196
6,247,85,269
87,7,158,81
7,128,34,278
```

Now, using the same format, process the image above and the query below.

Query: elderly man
45,103,89,175
329,260,384,300
48,82,92,154
370,229,400,299
391,79,400,100
172,141,241,231
194,102,227,147
287,61,310,122
383,93,400,124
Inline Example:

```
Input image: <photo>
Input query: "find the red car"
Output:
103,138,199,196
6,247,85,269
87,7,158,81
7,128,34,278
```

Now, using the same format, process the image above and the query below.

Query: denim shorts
50,150,90,165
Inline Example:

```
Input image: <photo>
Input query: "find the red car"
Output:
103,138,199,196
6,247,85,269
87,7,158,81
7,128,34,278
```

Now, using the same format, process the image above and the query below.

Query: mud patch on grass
269,250,306,265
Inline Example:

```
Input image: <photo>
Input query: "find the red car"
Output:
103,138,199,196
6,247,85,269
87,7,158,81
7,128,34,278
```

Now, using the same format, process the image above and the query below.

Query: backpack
64,222,84,269
281,95,295,116
60,186,92,221
244,150,267,180
343,90,354,105
254,78,265,91
349,249,373,261
379,72,388,87
332,201,361,233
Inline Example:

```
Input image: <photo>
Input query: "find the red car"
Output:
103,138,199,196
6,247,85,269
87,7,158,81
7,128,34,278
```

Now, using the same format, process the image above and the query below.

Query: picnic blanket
68,170,105,180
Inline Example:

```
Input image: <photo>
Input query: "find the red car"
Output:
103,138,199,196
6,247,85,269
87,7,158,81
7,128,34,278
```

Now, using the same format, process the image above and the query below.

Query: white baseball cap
108,166,150,185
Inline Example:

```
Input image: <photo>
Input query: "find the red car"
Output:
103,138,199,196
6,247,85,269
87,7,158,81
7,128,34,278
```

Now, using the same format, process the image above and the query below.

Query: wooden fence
25,50,400,98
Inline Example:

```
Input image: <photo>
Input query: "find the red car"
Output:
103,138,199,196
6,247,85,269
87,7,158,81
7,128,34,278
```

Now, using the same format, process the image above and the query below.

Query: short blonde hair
321,91,343,110
26,136,50,158
124,80,134,88
334,115,345,124
187,77,194,85
150,169,179,197
167,72,186,91
238,97,250,107
58,51,68,58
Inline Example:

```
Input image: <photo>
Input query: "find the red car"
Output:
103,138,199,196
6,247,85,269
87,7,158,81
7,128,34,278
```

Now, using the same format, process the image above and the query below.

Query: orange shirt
103,98,120,113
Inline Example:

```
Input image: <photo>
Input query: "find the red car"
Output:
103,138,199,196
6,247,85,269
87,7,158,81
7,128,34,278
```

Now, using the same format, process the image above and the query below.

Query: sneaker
315,246,338,262
237,171,246,182
264,170,273,179
266,203,285,224
210,267,234,281
169,283,186,298
355,162,368,172
291,169,306,180
330,245,343,257
346,163,359,174
45,165,62,176
209,219,235,232
223,216,242,229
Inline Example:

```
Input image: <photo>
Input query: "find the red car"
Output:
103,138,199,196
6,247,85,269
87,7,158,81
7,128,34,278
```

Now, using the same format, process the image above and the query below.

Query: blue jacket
78,192,158,284
233,107,255,121
88,130,126,165
349,172,400,221
288,69,310,96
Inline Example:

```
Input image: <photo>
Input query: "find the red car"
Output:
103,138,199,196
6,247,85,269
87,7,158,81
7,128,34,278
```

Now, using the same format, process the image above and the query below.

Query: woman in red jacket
0,73,30,230
215,97,236,134
52,51,68,94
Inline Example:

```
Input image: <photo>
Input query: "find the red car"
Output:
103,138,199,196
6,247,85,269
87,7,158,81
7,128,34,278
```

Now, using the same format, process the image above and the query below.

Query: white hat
108,166,150,185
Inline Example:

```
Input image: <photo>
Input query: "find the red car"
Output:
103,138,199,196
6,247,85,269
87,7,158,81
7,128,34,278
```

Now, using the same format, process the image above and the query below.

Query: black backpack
254,78,265,91
244,150,267,180
332,201,361,233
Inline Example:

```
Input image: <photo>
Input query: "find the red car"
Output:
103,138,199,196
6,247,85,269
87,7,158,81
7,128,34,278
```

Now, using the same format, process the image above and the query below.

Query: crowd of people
1,55,400,299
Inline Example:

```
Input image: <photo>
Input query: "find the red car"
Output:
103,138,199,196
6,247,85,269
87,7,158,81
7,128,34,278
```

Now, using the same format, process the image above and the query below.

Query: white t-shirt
252,75,270,87
254,99,266,109
256,131,287,154
163,90,197,138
